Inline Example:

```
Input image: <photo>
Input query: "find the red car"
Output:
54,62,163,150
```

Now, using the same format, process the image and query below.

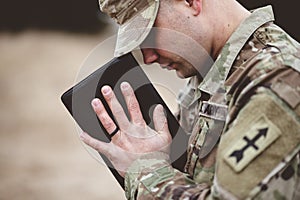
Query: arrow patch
224,115,281,172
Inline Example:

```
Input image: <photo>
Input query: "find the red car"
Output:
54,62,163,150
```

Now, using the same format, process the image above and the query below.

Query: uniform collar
198,6,275,95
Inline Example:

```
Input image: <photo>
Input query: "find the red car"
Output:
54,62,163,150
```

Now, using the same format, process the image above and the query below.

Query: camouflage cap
99,0,159,57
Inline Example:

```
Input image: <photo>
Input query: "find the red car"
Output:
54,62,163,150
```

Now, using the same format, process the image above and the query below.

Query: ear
186,0,202,16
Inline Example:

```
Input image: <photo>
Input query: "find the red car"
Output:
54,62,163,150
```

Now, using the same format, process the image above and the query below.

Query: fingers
120,82,146,126
101,85,130,130
91,98,119,137
153,104,169,134
80,131,111,156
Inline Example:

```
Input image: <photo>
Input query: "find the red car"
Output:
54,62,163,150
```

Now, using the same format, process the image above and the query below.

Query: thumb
80,131,111,157
153,104,169,134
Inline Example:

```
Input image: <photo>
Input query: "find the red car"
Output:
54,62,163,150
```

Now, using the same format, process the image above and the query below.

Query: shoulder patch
216,89,300,199
224,114,281,172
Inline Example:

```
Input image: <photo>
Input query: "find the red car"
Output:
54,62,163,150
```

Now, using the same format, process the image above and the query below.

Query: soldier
80,0,300,199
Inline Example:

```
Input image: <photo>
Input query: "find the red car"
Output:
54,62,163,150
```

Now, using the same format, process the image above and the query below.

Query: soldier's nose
141,48,159,64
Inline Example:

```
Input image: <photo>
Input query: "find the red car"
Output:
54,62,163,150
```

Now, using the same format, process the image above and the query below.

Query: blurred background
0,0,299,200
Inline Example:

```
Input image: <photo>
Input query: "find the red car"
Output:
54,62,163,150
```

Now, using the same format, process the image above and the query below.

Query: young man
80,0,300,199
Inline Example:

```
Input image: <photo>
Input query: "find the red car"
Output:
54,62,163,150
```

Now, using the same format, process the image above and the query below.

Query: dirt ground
0,28,185,200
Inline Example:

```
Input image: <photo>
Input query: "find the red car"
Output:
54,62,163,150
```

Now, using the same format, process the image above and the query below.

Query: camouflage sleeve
125,87,300,200
213,87,300,199
124,157,211,200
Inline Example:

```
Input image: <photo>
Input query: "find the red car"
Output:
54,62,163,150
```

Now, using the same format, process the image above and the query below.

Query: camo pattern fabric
99,0,156,24
124,6,300,199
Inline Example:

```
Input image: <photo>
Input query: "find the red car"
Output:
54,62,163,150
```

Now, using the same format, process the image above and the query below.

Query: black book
61,52,188,189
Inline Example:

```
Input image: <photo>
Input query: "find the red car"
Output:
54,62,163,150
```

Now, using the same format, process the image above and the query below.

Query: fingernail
157,104,163,111
121,82,130,90
102,85,110,95
157,104,166,116
92,98,100,107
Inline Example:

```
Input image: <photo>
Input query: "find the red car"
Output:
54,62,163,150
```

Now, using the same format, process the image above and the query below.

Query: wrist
124,152,171,199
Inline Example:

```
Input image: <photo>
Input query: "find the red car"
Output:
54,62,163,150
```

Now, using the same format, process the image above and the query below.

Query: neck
209,0,250,60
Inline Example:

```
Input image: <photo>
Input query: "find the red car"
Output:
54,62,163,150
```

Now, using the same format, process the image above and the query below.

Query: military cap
99,0,159,57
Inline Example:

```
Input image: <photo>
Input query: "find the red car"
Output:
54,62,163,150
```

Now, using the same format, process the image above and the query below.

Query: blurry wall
239,0,299,41
0,0,108,33
0,0,299,40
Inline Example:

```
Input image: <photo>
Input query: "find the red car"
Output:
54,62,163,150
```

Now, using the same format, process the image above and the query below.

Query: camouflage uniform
125,6,300,199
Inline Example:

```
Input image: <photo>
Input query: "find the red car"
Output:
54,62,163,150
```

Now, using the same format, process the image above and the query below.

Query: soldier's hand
80,82,172,177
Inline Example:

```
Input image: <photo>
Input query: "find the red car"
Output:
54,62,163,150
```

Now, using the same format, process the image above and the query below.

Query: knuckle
102,119,110,127
100,113,110,123
89,138,98,149
91,139,103,153
94,106,102,115
129,100,139,111
134,119,145,127
113,106,124,116
105,92,114,100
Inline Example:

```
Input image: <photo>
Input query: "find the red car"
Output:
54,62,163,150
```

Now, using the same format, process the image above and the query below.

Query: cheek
175,65,197,79
156,35,179,53
155,34,198,64
155,49,174,59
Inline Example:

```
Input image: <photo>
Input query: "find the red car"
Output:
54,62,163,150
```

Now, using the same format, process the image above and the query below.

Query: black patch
298,162,300,177
134,189,138,199
192,146,200,155
297,153,300,177
172,187,186,200
161,185,172,198
281,165,295,180
190,193,200,200
261,184,268,191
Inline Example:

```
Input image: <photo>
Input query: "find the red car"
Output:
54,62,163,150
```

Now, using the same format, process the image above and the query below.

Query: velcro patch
216,89,300,199
224,115,281,172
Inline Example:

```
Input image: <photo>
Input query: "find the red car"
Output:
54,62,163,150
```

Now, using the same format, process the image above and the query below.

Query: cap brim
114,0,159,57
